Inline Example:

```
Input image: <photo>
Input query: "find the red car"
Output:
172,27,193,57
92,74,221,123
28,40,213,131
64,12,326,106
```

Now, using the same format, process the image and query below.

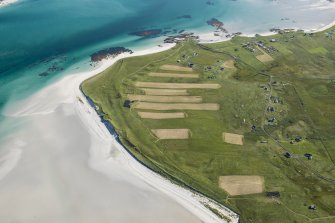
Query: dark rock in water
38,72,49,77
206,1,214,6
177,15,192,19
207,18,227,33
90,47,133,62
129,29,162,37
207,18,224,28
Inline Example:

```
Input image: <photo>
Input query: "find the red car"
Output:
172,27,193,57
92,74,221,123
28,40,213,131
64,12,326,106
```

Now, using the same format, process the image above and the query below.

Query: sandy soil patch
135,102,219,111
219,176,264,196
152,129,189,139
149,72,199,78
160,65,193,72
223,133,244,145
128,95,202,103
136,82,220,89
223,60,236,69
256,47,273,63
138,112,185,119
141,88,188,96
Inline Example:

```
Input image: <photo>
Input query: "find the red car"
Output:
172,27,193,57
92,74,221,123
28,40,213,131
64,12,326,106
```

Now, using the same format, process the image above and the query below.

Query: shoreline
0,0,17,8
3,20,335,223
4,42,239,223
197,19,335,44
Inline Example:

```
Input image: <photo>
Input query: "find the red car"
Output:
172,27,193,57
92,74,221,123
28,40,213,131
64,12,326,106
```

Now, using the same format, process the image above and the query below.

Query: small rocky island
90,47,133,62
207,18,227,33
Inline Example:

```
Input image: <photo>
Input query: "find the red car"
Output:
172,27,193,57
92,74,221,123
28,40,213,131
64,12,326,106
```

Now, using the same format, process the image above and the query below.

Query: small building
268,117,276,123
270,38,277,42
309,205,316,210
295,136,302,142
267,106,275,112
304,153,313,160
284,152,292,158
266,192,280,198
123,100,132,108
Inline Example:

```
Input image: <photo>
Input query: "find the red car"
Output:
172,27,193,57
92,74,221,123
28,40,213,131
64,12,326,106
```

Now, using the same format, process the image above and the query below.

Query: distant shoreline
0,0,17,8
197,19,335,44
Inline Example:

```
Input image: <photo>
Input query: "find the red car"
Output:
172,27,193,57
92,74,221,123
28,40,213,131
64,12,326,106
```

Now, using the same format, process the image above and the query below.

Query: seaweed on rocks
90,47,133,62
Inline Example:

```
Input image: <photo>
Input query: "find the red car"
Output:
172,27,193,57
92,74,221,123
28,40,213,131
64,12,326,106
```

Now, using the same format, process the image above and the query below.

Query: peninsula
82,25,335,222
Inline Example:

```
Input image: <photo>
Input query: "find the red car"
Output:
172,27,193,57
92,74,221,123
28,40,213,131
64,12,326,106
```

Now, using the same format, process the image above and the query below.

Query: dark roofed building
123,100,132,108
266,192,281,198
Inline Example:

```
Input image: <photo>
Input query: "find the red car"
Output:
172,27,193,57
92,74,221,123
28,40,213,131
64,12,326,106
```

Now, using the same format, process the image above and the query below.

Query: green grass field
82,27,335,223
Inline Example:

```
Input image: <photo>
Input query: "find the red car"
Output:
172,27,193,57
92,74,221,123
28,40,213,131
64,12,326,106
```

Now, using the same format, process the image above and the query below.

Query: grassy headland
82,27,335,223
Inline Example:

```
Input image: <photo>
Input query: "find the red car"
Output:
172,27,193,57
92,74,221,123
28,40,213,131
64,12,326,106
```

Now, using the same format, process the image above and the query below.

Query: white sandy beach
1,44,239,223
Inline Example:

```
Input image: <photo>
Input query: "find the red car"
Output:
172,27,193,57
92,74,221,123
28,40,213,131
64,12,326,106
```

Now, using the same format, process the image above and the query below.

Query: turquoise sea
0,0,335,133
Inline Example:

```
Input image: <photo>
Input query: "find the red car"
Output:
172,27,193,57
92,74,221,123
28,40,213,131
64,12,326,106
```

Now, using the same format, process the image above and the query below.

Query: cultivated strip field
138,112,185,119
256,46,273,63
134,102,220,111
135,82,221,89
83,30,335,222
148,72,199,78
160,64,193,72
223,60,236,69
141,88,189,96
152,129,190,139
223,133,244,145
219,176,264,196
128,95,202,103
